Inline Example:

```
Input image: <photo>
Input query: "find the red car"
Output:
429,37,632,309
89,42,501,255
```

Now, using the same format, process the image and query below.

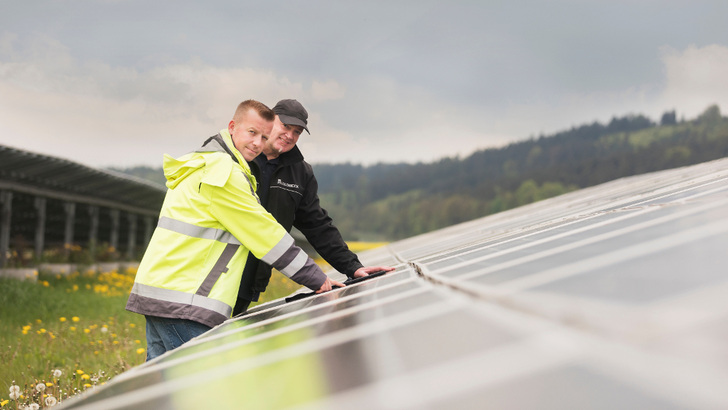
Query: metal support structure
34,197,47,261
88,206,99,259
1,145,165,270
144,216,154,249
0,191,13,268
109,209,120,251
126,213,137,260
63,202,76,258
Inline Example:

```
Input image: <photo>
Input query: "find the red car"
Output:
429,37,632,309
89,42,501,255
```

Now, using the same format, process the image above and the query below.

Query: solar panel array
61,158,728,410
0,144,165,214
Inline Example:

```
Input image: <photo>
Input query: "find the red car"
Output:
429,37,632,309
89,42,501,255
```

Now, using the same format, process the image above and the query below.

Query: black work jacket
238,145,363,300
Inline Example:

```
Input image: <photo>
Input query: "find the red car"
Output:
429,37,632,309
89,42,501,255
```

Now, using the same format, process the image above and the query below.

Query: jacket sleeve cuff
345,262,365,279
289,258,328,290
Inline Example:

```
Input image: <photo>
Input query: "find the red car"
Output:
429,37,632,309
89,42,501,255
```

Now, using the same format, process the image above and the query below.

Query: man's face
228,109,273,162
263,115,304,158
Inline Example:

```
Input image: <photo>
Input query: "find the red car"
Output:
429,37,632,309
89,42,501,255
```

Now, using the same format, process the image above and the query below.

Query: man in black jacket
233,99,394,314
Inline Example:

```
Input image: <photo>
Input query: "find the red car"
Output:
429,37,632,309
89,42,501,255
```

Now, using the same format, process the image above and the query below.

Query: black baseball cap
272,99,310,134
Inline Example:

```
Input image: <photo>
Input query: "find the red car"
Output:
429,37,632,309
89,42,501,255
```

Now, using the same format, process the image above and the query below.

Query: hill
113,105,728,240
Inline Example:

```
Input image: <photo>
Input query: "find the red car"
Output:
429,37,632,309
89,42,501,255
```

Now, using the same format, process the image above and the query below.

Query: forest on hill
113,105,728,241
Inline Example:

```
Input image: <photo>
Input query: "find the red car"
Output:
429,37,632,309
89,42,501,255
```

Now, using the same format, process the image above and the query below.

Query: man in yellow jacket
126,99,343,360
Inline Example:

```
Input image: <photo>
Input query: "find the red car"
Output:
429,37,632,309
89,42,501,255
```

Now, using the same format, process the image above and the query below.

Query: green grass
0,269,146,407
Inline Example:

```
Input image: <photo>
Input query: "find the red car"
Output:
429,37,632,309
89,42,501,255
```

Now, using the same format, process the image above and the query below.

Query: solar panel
60,157,728,410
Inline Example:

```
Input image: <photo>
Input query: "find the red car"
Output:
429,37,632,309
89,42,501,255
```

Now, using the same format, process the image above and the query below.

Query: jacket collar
197,130,250,169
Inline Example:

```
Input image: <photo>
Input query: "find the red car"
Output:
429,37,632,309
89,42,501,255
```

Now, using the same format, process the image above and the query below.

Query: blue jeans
145,316,211,361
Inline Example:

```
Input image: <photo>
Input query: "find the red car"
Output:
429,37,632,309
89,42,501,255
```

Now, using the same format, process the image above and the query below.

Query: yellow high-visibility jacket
126,130,327,327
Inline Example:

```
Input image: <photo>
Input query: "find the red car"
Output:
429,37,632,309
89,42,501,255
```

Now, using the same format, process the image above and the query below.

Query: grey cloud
1,0,728,167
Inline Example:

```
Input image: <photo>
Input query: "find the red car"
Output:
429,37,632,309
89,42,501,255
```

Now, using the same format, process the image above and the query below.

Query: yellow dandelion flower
70,326,76,331
94,350,99,355
45,382,53,387
135,339,141,344
72,316,80,322
60,317,67,322
136,348,145,354
85,284,91,289
1,399,9,406
84,328,90,334
42,280,50,287
38,328,47,334
36,319,42,323
84,383,92,388
112,341,119,345
129,323,136,328
72,284,79,291
81,374,90,380
22,329,29,335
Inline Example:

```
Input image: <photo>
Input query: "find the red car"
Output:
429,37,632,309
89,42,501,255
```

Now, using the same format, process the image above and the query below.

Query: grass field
0,268,146,407
0,241,386,408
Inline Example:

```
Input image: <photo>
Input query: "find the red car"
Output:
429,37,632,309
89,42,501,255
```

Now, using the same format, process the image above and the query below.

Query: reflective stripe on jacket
126,130,327,327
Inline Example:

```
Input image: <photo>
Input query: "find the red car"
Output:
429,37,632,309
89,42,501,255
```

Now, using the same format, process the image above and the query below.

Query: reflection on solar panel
61,158,728,409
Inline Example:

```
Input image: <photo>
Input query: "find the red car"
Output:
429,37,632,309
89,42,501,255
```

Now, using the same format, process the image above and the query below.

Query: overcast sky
1,0,727,169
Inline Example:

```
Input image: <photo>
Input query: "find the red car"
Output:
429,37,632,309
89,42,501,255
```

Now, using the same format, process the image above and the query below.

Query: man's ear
227,120,235,134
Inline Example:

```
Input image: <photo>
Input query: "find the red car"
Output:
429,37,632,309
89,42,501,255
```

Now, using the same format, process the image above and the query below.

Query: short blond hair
233,100,274,122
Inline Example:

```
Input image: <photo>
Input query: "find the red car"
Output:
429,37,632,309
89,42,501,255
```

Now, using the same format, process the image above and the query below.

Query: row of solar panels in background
60,157,728,410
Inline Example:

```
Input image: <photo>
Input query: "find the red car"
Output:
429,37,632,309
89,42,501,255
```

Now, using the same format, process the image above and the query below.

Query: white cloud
0,36,310,167
311,80,346,101
659,44,728,118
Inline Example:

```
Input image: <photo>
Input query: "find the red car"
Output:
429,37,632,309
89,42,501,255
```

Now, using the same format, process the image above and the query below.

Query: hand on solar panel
352,266,396,278
315,277,346,293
